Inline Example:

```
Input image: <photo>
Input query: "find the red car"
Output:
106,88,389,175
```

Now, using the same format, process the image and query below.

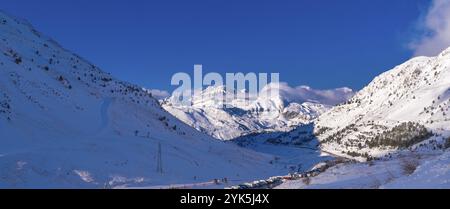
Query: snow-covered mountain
237,47,450,163
240,57,450,188
313,47,450,160
162,84,353,140
0,11,292,188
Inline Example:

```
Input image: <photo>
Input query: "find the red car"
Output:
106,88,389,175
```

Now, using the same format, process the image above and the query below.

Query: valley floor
115,142,450,189
115,143,335,189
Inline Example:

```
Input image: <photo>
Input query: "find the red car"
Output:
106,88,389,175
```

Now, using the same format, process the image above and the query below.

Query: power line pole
156,142,163,174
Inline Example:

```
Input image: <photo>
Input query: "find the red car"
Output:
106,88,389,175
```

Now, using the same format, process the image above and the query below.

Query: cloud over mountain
410,0,450,56
261,82,354,106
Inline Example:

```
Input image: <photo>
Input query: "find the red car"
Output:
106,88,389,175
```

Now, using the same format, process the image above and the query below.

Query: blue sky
1,0,436,92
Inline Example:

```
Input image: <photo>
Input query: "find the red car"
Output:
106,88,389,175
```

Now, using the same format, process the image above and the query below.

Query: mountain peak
162,82,344,140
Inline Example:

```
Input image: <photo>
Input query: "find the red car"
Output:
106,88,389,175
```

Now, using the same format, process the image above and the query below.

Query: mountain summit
162,84,353,140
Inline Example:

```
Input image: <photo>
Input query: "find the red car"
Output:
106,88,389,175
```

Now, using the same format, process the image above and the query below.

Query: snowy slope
276,150,450,189
314,47,450,160
381,151,450,189
162,84,352,140
0,11,289,188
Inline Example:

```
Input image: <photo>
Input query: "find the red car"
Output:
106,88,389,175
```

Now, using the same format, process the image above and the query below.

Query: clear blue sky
2,0,432,91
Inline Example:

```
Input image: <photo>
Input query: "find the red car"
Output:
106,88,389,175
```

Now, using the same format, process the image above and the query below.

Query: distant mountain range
162,84,353,140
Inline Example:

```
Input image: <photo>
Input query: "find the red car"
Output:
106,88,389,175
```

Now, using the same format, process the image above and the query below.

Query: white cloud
410,0,450,56
145,89,170,99
261,82,354,106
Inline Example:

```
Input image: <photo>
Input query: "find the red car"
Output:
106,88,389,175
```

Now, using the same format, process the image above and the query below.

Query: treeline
367,122,432,148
